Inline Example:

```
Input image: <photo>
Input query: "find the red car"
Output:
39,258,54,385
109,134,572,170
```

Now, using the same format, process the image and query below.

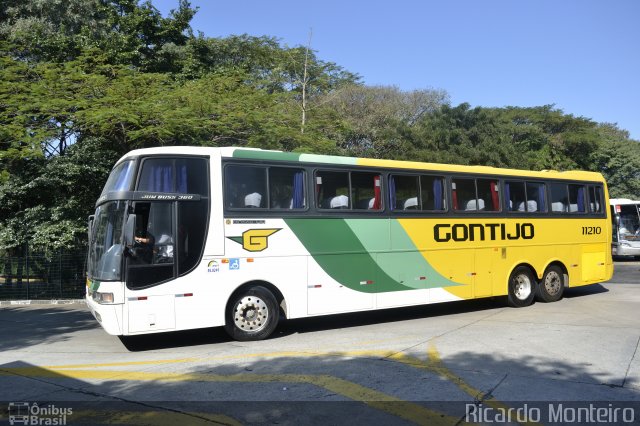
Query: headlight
93,292,114,304
620,241,631,247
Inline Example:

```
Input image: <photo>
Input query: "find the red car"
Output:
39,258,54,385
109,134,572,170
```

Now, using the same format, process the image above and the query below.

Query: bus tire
225,286,278,341
536,265,565,303
507,266,536,307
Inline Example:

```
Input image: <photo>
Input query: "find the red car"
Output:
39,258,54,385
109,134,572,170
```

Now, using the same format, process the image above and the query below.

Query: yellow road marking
44,357,201,370
0,367,456,426
70,410,242,426
4,344,536,425
388,342,538,426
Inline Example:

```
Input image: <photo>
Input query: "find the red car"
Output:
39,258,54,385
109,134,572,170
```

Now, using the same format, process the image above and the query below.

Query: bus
610,198,640,258
86,147,613,341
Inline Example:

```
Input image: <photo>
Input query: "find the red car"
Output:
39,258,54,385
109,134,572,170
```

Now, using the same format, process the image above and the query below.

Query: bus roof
122,146,606,182
610,198,640,205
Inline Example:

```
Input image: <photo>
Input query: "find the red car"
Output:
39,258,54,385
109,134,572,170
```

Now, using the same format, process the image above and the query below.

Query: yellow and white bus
86,147,613,341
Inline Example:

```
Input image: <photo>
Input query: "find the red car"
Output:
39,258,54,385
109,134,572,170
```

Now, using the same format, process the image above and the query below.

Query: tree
324,84,449,158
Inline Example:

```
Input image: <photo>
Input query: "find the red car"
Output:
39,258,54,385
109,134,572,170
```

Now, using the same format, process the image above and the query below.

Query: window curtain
504,183,511,211
373,176,382,210
292,171,304,208
537,186,545,212
452,185,458,210
388,176,396,211
577,187,585,212
433,179,443,210
490,181,500,211
143,161,188,193
177,164,187,193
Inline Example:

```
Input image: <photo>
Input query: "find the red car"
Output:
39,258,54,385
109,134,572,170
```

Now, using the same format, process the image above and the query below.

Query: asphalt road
610,259,640,284
0,262,639,425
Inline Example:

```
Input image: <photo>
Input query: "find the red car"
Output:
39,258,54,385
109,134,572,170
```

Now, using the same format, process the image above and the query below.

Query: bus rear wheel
225,286,278,341
536,265,565,303
507,266,536,307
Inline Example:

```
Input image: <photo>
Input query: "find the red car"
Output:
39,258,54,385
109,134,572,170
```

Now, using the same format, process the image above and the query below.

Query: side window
588,185,603,213
421,176,446,211
568,184,586,213
505,181,546,213
316,170,350,209
352,172,382,210
269,167,306,209
315,170,382,210
390,175,446,211
550,183,568,213
452,178,476,211
526,182,546,212
390,175,420,210
505,181,525,211
452,178,500,212
225,165,267,209
138,158,208,195
477,179,500,212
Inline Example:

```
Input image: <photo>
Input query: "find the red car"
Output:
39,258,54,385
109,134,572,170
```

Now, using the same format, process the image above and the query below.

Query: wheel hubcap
233,296,268,332
513,274,532,300
544,271,562,296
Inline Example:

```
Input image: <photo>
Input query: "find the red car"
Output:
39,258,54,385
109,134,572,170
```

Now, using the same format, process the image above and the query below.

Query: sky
152,0,640,140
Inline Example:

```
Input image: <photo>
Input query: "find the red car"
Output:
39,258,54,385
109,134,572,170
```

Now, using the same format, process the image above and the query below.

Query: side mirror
124,214,137,248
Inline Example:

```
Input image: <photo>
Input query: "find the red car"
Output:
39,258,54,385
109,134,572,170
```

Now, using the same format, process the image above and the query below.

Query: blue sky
153,0,640,140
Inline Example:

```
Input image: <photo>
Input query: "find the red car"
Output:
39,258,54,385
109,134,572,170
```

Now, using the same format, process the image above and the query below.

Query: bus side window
316,171,350,209
526,182,546,212
390,175,420,210
137,158,208,195
452,178,476,211
225,165,267,209
505,181,525,212
550,183,568,213
269,167,306,209
568,184,586,213
477,179,500,212
589,185,603,213
421,176,445,211
352,171,382,211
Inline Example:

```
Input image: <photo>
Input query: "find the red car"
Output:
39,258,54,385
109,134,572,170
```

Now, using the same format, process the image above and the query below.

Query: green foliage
0,139,120,251
1,0,639,253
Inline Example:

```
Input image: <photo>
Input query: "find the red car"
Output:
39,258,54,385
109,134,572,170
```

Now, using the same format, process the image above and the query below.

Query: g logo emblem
228,228,281,252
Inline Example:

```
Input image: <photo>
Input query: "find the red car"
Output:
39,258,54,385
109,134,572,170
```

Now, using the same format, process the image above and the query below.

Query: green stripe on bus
285,218,459,293
345,219,459,290
232,149,303,162
231,149,358,165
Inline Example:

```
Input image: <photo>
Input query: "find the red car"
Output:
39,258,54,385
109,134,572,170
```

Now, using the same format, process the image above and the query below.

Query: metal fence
0,249,87,300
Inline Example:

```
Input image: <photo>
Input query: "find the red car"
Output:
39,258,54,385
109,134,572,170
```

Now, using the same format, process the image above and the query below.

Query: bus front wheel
225,286,278,341
536,265,565,303
507,266,536,307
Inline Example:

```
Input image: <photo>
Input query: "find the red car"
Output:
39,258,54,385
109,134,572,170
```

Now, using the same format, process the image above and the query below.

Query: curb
0,299,86,306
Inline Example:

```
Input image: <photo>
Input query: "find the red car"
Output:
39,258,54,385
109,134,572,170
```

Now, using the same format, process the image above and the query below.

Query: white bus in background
610,198,640,258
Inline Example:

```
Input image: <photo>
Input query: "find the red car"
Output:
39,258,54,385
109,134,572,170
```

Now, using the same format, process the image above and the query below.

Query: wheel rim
233,296,269,332
544,270,562,296
513,274,532,300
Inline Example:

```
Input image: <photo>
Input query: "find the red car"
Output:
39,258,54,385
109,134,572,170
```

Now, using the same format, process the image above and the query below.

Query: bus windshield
618,205,640,239
87,201,127,281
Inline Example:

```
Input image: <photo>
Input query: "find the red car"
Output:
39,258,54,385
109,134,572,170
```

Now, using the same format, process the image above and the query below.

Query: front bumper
86,295,124,335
